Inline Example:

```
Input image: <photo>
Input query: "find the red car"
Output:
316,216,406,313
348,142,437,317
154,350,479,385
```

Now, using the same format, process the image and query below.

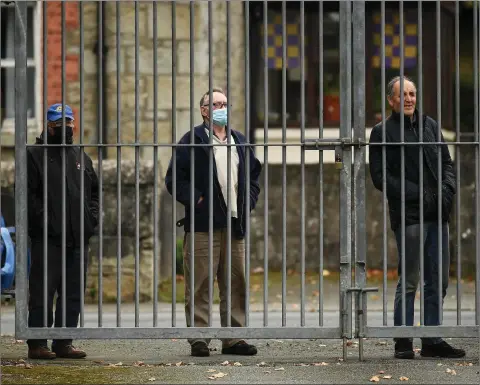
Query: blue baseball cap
46,103,75,122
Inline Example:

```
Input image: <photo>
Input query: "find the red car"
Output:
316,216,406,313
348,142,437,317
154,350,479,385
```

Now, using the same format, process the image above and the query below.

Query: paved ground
1,306,479,384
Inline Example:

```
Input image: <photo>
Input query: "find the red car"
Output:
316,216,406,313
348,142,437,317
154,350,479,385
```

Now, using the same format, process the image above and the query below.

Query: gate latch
303,138,366,170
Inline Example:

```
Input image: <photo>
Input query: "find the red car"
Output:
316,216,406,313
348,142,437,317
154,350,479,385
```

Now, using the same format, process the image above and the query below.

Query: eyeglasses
202,102,228,109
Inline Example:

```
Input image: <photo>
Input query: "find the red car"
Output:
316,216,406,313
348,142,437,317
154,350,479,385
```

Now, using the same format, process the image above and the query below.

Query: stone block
177,40,209,76
147,2,193,41
125,46,175,75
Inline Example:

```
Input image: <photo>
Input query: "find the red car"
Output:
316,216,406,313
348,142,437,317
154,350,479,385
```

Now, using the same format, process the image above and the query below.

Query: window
1,1,39,132
252,2,341,128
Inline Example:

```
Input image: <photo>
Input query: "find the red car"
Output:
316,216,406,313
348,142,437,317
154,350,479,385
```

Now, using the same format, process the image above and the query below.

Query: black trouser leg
52,247,88,347
27,241,61,348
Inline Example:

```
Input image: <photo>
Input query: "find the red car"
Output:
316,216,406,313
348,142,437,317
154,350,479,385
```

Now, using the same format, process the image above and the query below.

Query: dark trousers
27,240,88,348
393,222,449,346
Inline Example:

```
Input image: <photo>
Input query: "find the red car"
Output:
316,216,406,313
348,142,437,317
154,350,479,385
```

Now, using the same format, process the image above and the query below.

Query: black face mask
48,126,74,144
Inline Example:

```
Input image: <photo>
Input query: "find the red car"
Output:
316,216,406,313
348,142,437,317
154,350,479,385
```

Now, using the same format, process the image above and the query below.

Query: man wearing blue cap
25,103,99,359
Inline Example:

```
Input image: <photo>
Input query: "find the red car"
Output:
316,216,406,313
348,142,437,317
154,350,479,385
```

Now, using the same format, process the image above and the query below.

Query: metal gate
10,0,479,361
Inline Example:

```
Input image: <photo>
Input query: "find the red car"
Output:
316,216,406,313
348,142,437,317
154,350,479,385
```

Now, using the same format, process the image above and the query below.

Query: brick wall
41,2,98,155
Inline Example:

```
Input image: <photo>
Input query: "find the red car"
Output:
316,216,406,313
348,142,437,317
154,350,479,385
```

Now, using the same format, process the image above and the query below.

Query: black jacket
165,124,262,238
369,110,456,231
27,137,100,246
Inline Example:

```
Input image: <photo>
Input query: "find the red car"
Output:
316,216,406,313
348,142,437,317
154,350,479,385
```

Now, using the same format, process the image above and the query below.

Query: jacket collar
194,122,243,144
390,108,419,129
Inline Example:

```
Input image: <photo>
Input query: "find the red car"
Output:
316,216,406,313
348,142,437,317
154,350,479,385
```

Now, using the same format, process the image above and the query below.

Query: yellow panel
405,45,417,58
385,45,393,57
393,14,399,24
275,58,283,69
406,24,417,35
274,14,282,25
275,35,283,47
385,24,393,35
372,55,381,68
391,57,400,69
393,35,400,46
374,33,381,45
287,24,298,35
288,46,299,58
373,12,381,24
268,24,274,35
268,46,275,58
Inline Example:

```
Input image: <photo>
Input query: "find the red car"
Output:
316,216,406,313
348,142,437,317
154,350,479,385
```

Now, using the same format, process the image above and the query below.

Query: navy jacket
165,123,262,238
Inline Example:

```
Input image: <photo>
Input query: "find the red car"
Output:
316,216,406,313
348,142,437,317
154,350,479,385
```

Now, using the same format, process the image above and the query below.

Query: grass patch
0,365,133,384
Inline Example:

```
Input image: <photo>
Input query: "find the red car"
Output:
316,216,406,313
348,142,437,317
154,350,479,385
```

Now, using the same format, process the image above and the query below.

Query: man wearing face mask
165,87,262,357
25,103,99,359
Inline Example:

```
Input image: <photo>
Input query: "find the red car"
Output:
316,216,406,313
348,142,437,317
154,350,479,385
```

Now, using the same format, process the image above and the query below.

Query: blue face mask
212,108,228,126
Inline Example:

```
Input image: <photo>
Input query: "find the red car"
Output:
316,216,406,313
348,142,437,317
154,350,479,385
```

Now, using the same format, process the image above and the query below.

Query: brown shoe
52,344,87,359
28,346,56,360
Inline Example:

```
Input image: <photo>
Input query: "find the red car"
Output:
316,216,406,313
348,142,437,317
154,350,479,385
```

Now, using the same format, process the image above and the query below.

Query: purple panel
392,46,400,57
385,57,392,68
268,58,277,69
405,35,417,45
274,24,282,35
288,57,299,68
385,35,393,45
287,35,298,45
373,23,381,33
404,57,417,69
268,36,274,46
276,46,283,57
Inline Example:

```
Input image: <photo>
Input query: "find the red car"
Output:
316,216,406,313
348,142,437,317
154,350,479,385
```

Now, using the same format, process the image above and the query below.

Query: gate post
14,0,29,337
352,0,367,360
339,0,353,358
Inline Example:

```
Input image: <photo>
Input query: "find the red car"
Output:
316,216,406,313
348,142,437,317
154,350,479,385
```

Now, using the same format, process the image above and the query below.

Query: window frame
0,1,42,140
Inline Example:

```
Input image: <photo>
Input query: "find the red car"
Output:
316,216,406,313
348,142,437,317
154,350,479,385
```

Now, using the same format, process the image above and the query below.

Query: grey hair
387,76,416,98
199,87,225,109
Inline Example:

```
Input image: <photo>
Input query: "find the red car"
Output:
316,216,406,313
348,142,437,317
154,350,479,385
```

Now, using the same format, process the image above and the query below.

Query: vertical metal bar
226,0,232,328
300,0,306,328
244,0,251,327
79,0,85,327
454,0,461,326
352,1,366,355
43,0,49,329
318,0,324,327
134,0,140,327
208,0,214,327
418,0,425,326
381,0,388,326
61,0,67,328
189,1,195,328
339,0,353,352
171,0,177,328
14,0,28,336
97,0,104,328
399,0,406,327
474,0,480,327
115,0,122,328
281,0,287,327
436,0,443,325
262,0,269,327
153,0,159,328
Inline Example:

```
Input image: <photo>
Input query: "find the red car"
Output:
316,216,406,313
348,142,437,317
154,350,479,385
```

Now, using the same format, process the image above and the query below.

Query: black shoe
222,341,257,356
421,341,466,358
394,339,415,359
191,341,210,357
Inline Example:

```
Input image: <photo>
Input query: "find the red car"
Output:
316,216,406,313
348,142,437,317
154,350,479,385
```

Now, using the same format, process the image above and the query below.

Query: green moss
1,365,134,384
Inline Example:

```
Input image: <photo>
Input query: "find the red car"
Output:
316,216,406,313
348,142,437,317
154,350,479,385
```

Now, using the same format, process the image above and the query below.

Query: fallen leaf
108,362,123,367
376,341,387,346
338,358,344,362
437,363,443,366
18,359,25,364
383,375,392,379
297,363,310,367
264,370,271,374
346,341,353,347
207,369,217,373
209,372,228,379
323,269,331,277
370,376,380,382
148,378,156,382
171,339,178,342
257,362,268,367
188,362,195,366
252,267,264,274
134,361,146,367
292,304,299,309
378,370,385,374
274,367,285,371
233,362,242,366
312,290,320,297
319,344,327,347
175,362,184,367
313,362,329,366
399,376,409,381
221,360,230,366
165,363,172,367
24,364,33,369
94,360,105,364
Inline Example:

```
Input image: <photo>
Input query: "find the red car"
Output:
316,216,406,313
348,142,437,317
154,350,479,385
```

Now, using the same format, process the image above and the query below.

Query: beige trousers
183,230,246,348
